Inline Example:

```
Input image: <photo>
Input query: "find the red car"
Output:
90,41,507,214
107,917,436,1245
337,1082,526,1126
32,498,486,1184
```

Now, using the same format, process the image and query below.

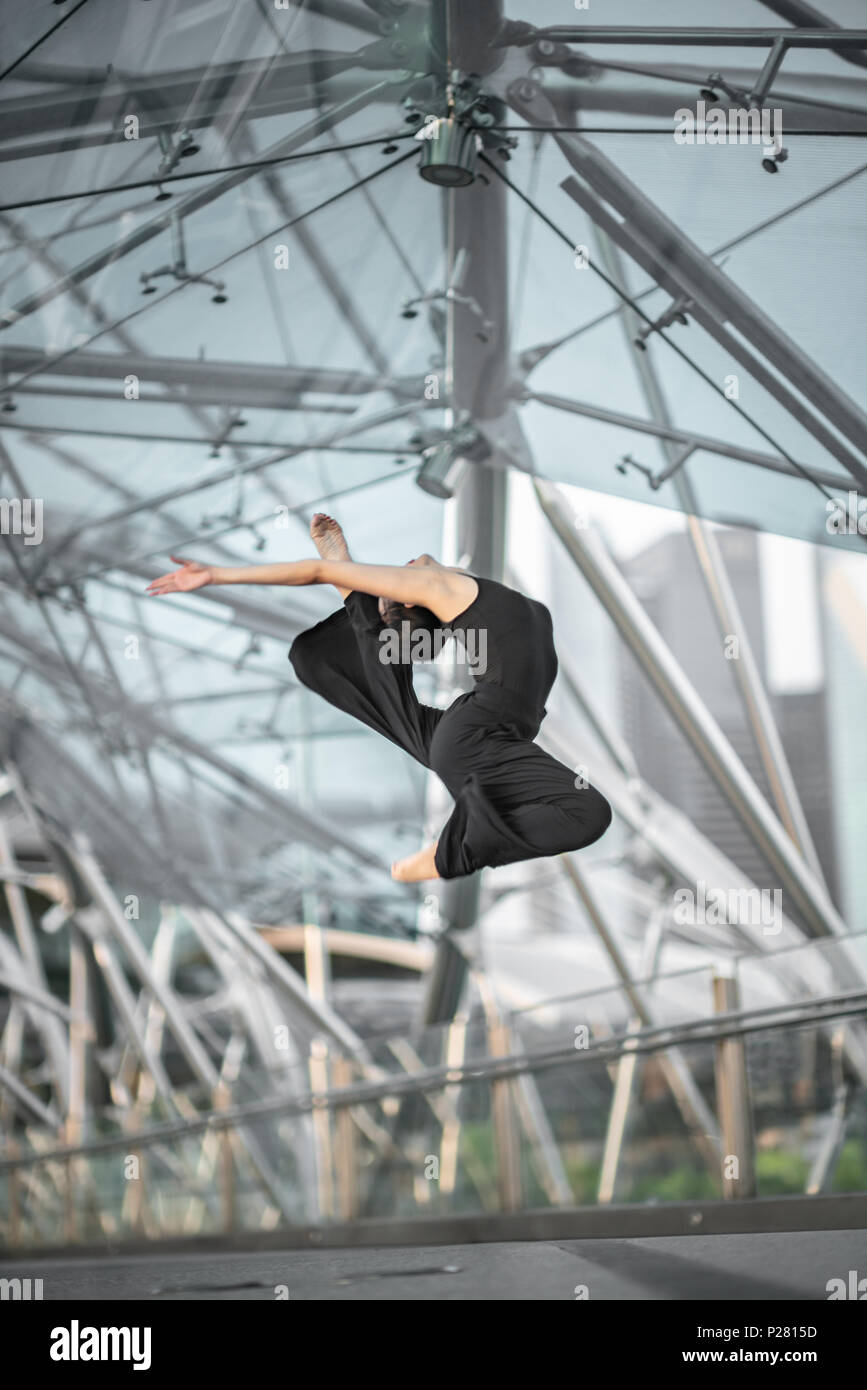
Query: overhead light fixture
418,117,477,188
416,442,469,499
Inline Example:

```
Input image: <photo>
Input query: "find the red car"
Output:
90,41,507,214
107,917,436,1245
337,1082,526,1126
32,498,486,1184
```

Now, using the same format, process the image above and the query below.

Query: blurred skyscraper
819,549,867,930
618,528,840,925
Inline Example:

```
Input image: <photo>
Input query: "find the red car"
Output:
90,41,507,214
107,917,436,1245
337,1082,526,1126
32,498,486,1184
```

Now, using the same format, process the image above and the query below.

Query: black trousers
289,593,612,878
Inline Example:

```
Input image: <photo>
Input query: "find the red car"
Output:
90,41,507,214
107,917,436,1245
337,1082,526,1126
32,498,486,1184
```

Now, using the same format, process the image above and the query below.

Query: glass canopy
0,0,865,937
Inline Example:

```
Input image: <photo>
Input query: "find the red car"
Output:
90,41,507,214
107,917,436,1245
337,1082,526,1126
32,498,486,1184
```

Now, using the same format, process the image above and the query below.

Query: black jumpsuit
289,575,612,879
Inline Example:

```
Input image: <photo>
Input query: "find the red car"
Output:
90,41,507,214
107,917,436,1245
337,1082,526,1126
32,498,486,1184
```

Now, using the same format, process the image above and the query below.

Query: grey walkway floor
3,1228,864,1300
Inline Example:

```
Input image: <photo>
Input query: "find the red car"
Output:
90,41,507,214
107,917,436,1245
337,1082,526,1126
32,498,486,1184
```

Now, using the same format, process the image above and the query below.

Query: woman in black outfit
147,514,612,882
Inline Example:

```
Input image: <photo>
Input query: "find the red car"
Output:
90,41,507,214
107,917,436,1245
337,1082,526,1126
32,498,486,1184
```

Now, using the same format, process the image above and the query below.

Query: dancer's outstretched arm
146,556,478,624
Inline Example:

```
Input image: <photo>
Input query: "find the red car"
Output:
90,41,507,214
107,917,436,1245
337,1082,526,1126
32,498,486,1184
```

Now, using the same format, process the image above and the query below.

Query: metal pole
535,478,850,942
479,980,523,1212
508,79,867,487
438,1015,469,1202
385,1033,500,1210
0,816,69,1110
597,905,666,1204
503,26,867,48
309,1040,336,1222
331,1056,359,1221
522,388,849,492
420,0,510,1022
561,856,721,1174
72,846,300,1223
593,227,827,886
0,82,399,329
806,1027,848,1194
213,1083,237,1233
757,0,867,72
8,1140,20,1247
712,973,757,1199
64,921,92,1244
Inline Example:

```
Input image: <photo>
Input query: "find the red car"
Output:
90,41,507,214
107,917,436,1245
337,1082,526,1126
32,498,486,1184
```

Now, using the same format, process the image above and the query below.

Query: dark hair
379,599,439,648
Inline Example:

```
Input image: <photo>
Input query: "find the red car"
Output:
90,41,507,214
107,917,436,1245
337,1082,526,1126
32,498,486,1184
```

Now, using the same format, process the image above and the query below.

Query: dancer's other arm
145,557,478,623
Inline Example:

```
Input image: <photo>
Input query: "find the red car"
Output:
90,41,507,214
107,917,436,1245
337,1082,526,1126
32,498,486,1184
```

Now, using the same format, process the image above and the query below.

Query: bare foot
310,513,352,598
310,512,350,562
391,842,440,883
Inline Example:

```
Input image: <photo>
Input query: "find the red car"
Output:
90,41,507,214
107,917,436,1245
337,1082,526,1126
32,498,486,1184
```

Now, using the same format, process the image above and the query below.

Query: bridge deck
3,1226,863,1300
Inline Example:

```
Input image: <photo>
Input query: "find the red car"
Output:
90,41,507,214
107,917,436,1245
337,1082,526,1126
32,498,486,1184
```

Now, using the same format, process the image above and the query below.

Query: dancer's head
377,554,441,636
378,598,439,635
377,554,471,632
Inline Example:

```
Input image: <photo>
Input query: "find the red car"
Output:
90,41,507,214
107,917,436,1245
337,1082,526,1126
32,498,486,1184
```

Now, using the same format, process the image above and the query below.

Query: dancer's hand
146,557,214,596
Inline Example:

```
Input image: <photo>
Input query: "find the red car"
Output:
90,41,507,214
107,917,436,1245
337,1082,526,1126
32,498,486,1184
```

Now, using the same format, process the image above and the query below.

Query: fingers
146,556,204,596
146,570,182,595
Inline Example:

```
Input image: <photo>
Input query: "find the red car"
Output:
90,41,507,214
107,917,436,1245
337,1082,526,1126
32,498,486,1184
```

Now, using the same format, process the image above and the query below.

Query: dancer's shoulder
447,575,550,630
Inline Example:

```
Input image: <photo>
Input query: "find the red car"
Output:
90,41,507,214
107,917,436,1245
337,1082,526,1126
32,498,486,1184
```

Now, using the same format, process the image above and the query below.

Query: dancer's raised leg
291,514,443,764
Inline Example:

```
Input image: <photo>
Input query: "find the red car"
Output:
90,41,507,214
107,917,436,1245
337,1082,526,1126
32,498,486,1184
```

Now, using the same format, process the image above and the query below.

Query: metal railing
2,972,865,1248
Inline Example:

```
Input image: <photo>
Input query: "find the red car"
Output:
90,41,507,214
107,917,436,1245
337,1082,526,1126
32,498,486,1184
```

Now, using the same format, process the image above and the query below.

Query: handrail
1,987,865,1175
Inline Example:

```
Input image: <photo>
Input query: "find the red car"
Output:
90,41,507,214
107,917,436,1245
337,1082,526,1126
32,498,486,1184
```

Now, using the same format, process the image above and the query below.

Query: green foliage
755,1149,809,1194
454,1122,867,1209
563,1157,602,1203
628,1166,718,1202
830,1138,867,1193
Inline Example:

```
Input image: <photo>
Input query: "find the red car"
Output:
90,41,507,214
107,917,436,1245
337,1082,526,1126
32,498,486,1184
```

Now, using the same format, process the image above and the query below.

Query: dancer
146,514,612,882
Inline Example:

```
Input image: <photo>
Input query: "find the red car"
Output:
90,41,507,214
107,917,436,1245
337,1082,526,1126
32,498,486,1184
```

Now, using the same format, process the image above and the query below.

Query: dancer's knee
288,629,319,688
581,787,613,847
552,786,612,853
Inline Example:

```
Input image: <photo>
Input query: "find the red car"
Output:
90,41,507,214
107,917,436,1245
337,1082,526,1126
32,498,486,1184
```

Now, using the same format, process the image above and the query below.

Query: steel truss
1,1,866,1240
